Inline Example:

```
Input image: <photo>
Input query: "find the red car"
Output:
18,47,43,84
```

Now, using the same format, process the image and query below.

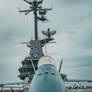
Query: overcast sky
0,0,92,83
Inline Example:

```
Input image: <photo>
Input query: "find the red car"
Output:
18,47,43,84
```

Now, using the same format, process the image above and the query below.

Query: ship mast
34,9,38,40
32,0,39,40
19,0,51,40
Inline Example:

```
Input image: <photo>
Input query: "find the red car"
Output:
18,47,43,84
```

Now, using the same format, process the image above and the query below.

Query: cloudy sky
0,0,92,83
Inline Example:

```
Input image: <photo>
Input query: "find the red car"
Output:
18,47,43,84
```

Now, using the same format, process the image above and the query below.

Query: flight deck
0,88,92,92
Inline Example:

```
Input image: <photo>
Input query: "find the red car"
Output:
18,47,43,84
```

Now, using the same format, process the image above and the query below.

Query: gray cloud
58,0,92,5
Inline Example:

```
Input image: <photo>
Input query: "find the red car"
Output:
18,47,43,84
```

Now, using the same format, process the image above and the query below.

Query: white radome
38,56,56,67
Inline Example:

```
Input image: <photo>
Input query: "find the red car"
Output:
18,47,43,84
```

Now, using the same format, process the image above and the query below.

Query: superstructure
18,0,56,81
